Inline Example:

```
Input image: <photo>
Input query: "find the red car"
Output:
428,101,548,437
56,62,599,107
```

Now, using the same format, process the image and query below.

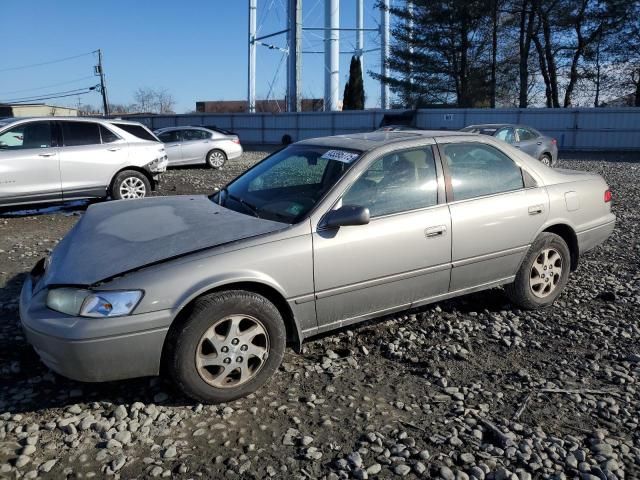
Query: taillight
551,138,557,145
604,189,612,203
232,137,240,144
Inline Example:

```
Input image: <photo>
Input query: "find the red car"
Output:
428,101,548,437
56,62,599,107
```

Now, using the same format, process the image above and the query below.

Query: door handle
528,205,544,215
425,225,447,238
168,143,181,147
537,141,542,145
107,147,121,152
38,152,56,157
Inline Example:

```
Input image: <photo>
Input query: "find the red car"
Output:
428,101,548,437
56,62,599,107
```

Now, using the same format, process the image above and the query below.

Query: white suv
0,117,168,207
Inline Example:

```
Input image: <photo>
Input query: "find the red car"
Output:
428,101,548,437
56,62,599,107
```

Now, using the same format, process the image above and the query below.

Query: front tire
206,150,227,169
111,170,150,200
505,233,571,310
166,290,286,403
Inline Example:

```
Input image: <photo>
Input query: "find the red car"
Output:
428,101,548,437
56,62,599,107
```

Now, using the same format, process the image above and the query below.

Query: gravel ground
0,150,638,479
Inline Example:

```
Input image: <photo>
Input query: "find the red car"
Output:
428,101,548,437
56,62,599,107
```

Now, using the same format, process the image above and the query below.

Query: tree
133,87,175,114
374,0,492,107
342,56,365,110
134,87,156,113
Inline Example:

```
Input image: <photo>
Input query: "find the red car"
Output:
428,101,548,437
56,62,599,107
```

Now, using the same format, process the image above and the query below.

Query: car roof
295,130,476,152
0,116,146,126
466,123,536,130
155,126,214,132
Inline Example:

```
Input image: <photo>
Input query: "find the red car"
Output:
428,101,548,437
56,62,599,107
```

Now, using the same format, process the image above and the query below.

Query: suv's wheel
111,170,150,200
539,153,552,167
505,232,571,309
206,150,227,169
166,290,286,403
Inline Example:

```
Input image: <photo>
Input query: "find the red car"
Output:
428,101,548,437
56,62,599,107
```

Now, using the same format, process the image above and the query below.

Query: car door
180,129,210,164
514,127,541,159
158,130,183,165
0,120,61,205
312,145,452,331
58,121,129,198
438,140,549,292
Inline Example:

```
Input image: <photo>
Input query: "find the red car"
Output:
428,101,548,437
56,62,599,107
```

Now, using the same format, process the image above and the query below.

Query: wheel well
207,148,227,158
109,166,154,193
543,224,579,271
160,282,301,374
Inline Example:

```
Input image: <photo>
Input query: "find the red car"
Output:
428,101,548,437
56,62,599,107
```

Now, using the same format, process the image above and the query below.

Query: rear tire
166,290,286,404
110,170,150,200
206,150,227,169
539,154,552,167
505,232,570,310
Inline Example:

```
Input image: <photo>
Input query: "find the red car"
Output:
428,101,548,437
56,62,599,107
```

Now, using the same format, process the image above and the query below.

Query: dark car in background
461,124,558,166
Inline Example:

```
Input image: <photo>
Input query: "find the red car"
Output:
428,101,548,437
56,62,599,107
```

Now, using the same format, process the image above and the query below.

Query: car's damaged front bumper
19,264,172,383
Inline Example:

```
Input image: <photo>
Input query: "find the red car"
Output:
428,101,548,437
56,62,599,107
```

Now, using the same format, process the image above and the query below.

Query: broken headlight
46,288,143,318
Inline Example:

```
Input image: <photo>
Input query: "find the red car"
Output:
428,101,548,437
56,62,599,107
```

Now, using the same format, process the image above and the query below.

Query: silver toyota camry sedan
20,131,615,403
154,126,242,168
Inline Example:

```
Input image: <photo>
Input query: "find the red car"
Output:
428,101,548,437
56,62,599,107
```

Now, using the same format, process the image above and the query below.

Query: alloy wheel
195,315,269,389
529,248,563,298
119,177,147,199
208,151,226,168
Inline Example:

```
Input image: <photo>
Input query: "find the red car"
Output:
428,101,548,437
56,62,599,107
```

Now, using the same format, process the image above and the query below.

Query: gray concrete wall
125,108,640,150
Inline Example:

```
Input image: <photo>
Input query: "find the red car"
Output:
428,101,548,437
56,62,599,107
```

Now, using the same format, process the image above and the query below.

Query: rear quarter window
112,123,158,142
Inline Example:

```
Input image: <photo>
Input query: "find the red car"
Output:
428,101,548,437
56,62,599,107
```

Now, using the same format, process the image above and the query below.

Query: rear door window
0,121,53,150
443,143,524,201
61,122,101,147
516,128,537,141
183,129,209,141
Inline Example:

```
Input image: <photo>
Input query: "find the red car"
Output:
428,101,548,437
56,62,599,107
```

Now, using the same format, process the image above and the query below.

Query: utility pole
287,0,302,112
324,0,340,111
248,0,257,113
356,0,364,73
96,49,110,116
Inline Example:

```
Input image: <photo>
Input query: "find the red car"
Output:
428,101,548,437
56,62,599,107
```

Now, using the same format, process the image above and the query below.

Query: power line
2,86,98,104
7,89,97,105
0,51,97,73
0,76,96,96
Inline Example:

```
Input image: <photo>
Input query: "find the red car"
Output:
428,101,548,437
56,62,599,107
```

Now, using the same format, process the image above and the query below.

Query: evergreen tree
342,56,365,110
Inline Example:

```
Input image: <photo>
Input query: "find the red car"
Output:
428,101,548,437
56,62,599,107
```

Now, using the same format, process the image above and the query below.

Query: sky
0,0,386,113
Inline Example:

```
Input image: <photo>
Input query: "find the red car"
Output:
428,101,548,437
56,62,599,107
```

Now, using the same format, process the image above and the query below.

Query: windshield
215,145,361,223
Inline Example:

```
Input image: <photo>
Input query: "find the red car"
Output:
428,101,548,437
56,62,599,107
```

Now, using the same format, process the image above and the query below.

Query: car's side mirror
324,205,370,229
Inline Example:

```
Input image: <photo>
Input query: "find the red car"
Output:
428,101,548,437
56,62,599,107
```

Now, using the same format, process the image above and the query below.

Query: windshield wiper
219,187,261,219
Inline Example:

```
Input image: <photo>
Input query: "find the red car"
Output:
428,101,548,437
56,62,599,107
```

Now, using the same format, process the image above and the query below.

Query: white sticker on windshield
321,149,359,163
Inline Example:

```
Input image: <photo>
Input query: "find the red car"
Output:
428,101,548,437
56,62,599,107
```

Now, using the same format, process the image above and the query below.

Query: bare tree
134,88,157,113
132,87,175,114
155,89,176,114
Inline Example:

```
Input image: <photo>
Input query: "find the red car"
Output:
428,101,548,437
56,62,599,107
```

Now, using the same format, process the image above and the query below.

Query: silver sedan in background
461,124,558,166
154,126,242,169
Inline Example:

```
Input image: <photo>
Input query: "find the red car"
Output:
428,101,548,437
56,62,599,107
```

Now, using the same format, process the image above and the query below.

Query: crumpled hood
43,195,287,286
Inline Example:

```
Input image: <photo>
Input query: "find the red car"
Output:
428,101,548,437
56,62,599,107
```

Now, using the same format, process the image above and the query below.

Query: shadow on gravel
2,285,513,414
0,199,95,218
